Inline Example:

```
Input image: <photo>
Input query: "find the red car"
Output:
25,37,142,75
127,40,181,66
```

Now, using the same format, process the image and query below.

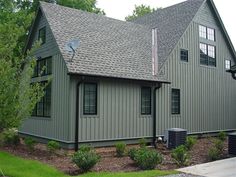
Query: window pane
171,89,180,114
199,25,207,39
225,60,231,69
44,83,51,117
207,28,215,41
45,57,52,75
208,45,216,67
141,87,151,115
200,43,208,65
84,83,97,114
180,49,188,62
38,27,46,44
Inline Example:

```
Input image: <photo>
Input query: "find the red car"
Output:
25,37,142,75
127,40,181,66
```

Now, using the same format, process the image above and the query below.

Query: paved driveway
177,157,236,177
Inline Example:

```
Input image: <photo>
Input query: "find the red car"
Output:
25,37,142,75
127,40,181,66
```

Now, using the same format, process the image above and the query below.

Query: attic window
200,43,216,67
38,27,46,45
199,25,207,39
207,28,215,41
225,60,231,70
180,49,188,62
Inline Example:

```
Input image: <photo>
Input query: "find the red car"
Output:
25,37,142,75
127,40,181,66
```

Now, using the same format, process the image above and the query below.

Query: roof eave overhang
67,72,171,84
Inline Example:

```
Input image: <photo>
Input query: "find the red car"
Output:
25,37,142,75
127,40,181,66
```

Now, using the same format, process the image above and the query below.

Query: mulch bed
0,137,230,175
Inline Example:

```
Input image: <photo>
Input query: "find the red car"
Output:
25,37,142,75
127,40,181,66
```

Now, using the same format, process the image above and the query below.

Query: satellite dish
65,39,80,61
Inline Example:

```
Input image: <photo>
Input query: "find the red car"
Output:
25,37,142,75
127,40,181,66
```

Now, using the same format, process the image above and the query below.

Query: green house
21,0,236,149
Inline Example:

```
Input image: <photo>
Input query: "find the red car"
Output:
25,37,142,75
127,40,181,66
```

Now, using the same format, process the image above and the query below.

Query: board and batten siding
155,1,236,136
20,11,71,142
69,78,155,142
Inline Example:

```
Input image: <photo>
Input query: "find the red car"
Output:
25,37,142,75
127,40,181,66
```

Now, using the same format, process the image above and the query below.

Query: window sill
199,64,217,69
30,116,51,120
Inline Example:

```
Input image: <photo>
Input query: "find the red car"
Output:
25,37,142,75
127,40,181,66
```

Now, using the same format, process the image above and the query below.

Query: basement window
141,87,151,115
38,27,46,45
83,83,97,115
32,82,51,117
180,49,188,62
171,89,180,115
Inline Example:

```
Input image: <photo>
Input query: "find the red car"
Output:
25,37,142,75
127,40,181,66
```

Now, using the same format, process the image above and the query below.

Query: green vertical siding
69,78,153,142
156,1,236,136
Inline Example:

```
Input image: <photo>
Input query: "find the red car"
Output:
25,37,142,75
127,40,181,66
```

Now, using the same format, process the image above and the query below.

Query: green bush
24,137,36,150
133,148,163,170
218,131,226,141
171,145,189,166
208,147,220,161
115,142,126,157
1,128,20,146
214,139,224,152
128,148,137,160
139,138,147,148
185,136,197,150
79,145,92,152
72,148,100,172
47,140,60,153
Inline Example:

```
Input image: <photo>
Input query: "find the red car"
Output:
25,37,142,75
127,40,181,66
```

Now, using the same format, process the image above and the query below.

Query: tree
125,4,158,21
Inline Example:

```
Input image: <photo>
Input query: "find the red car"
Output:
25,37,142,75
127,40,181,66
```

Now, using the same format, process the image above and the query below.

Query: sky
97,0,236,48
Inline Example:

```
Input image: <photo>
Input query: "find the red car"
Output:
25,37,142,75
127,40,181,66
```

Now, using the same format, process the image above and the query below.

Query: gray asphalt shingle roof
39,0,204,82
131,0,204,69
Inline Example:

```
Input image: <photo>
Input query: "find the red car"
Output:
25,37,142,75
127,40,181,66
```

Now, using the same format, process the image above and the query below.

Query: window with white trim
199,25,207,39
225,60,231,70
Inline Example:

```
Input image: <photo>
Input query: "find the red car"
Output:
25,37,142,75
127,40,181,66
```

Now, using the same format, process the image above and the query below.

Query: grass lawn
0,151,177,177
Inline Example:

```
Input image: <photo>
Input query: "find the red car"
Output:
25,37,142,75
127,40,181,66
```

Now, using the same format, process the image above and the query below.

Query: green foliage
218,131,226,141
125,4,158,21
0,151,177,177
208,147,220,161
128,148,137,160
214,139,224,152
185,136,197,150
79,145,92,152
47,141,60,153
171,145,189,167
133,148,163,170
72,147,100,172
139,138,147,148
24,137,36,150
1,128,20,146
115,142,126,157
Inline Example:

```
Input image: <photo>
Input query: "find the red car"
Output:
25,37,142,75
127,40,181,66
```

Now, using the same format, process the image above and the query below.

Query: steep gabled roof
131,0,205,68
39,1,167,82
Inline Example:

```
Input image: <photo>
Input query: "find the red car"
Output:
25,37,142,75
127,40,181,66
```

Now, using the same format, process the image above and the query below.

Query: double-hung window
83,83,97,115
141,87,151,115
171,89,180,114
199,25,215,41
225,60,231,70
32,82,51,117
38,27,46,44
180,49,188,62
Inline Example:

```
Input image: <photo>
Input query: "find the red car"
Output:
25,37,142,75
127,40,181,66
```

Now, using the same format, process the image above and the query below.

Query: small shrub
1,128,20,146
218,131,226,141
115,142,126,157
133,148,163,170
128,148,137,160
185,136,197,150
72,148,100,172
79,145,92,152
139,138,147,148
214,139,224,152
47,140,60,153
171,145,189,167
24,137,36,150
208,147,220,161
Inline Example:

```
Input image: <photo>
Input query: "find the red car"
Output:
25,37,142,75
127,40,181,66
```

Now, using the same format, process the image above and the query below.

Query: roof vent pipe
152,28,158,76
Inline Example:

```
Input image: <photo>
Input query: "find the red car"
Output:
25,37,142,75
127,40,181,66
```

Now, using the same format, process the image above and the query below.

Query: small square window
180,49,188,62
225,60,231,70
141,87,151,115
199,25,207,39
38,27,46,45
207,28,215,41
